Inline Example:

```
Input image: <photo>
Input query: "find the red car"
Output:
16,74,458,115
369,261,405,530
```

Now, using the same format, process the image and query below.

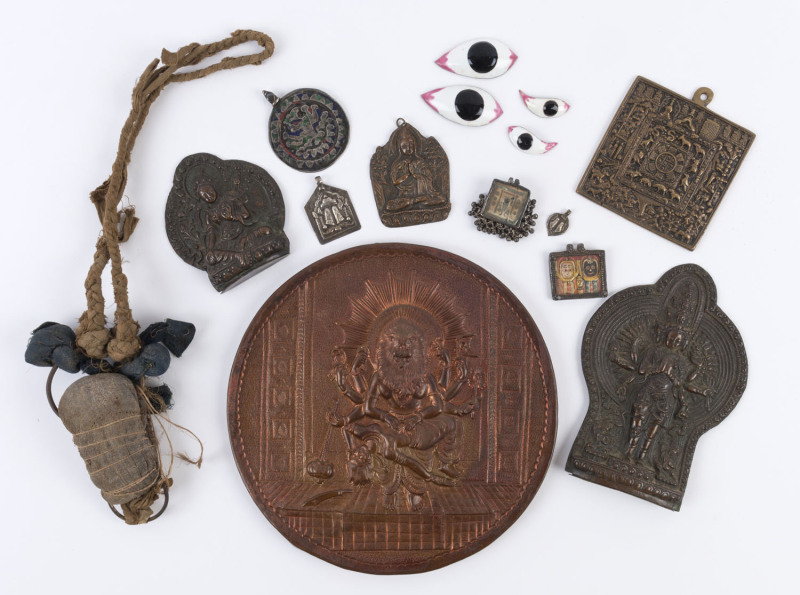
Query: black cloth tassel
139,319,196,357
25,322,86,373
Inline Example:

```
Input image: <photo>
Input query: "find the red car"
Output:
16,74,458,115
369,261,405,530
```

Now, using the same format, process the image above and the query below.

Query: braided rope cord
75,30,274,361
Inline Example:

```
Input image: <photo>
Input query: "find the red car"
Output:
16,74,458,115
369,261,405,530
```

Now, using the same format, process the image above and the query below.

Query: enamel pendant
520,91,570,118
422,86,502,126
435,39,518,78
508,126,557,154
263,88,349,172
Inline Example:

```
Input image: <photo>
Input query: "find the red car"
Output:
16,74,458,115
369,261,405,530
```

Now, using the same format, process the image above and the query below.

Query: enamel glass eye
435,39,518,79
520,91,570,118
422,86,503,127
508,126,557,154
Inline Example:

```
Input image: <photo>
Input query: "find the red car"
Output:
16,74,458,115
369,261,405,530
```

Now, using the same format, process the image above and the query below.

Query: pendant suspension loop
692,87,713,107
396,118,406,128
108,481,170,523
45,365,59,416
263,90,279,105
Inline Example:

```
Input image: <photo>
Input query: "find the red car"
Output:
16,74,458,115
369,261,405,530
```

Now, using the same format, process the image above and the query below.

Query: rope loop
75,30,274,362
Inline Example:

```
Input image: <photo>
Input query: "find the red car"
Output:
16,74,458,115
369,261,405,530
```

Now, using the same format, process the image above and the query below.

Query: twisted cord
76,30,274,361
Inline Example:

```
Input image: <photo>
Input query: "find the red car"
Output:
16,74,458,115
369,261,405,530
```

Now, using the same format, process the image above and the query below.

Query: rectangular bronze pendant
576,77,755,250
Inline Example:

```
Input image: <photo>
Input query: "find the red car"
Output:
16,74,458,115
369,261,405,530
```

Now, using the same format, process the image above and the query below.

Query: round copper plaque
228,243,557,573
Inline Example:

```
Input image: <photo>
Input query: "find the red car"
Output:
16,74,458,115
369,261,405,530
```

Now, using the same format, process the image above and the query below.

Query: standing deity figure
555,258,580,296
580,257,601,294
611,279,714,461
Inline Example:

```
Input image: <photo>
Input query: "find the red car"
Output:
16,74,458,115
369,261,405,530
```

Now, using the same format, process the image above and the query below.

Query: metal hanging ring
692,87,714,107
46,365,59,416
108,481,170,523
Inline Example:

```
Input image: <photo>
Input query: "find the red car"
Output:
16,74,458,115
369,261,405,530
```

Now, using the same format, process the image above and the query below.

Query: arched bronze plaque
228,244,556,573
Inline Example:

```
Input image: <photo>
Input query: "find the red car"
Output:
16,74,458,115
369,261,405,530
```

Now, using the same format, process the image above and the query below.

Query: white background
2,1,797,592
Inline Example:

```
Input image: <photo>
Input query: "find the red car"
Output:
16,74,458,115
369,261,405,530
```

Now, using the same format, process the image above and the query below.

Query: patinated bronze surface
165,153,289,292
264,88,349,172
469,178,537,241
228,244,557,573
370,119,450,227
566,264,747,510
577,77,754,250
549,244,607,300
546,210,571,236
304,177,360,244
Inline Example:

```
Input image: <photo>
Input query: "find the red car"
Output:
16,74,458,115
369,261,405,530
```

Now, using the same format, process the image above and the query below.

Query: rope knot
76,328,111,359
108,322,142,363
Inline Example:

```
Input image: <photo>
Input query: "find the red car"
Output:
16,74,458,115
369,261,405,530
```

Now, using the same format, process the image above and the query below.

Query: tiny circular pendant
264,88,349,172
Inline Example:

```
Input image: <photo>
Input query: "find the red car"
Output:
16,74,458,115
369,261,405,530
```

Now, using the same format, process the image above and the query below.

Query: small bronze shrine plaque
370,119,450,227
304,177,360,244
566,264,747,510
228,244,557,573
577,77,754,250
165,153,289,292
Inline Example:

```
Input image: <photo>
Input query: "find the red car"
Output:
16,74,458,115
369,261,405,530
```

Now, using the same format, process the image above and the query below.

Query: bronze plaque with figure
370,119,450,227
228,243,556,573
566,264,747,510
165,153,289,292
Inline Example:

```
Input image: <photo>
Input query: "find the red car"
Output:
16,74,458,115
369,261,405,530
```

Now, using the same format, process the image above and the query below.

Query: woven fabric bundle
60,374,160,509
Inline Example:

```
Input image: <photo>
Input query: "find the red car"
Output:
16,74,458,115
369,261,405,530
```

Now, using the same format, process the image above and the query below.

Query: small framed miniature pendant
304,177,360,244
370,119,450,227
263,88,349,172
549,243,607,300
468,178,536,241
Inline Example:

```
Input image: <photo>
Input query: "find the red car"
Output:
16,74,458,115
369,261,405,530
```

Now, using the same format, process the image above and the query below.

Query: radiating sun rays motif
337,271,472,361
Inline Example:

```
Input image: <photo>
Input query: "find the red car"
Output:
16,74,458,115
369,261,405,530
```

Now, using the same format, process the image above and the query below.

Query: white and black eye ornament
435,39,518,79
508,126,557,154
519,91,570,118
422,86,503,127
